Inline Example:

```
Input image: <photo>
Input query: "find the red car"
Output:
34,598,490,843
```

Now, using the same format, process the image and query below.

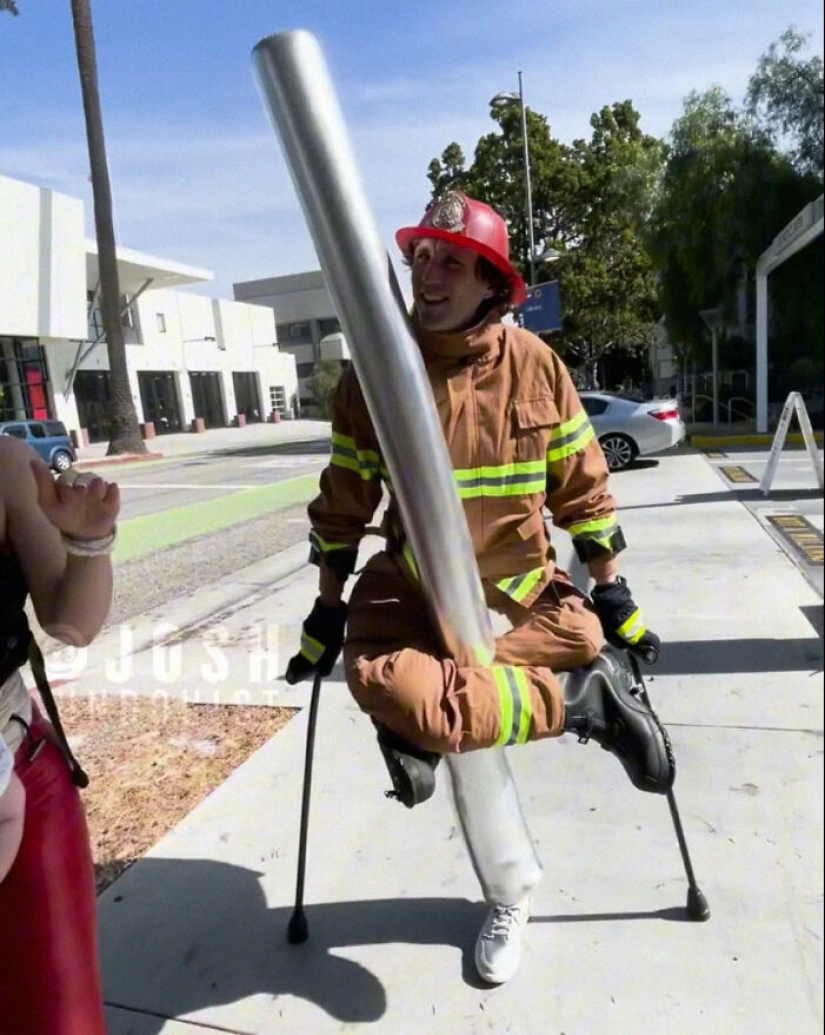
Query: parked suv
0,419,77,471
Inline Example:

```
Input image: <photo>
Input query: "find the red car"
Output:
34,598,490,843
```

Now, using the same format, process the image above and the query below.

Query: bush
308,359,345,419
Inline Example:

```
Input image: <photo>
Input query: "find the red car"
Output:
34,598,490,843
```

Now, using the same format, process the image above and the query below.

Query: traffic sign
520,279,561,333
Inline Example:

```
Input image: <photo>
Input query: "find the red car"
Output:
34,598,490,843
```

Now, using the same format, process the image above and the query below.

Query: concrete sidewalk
73,446,822,1034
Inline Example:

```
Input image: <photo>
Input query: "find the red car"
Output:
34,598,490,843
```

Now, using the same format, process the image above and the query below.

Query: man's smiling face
410,238,493,332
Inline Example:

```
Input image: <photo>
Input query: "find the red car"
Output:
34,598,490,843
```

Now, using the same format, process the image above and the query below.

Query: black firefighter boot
374,722,441,808
562,645,675,794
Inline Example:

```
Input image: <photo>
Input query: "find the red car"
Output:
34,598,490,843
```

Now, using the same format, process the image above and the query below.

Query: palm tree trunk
70,0,146,455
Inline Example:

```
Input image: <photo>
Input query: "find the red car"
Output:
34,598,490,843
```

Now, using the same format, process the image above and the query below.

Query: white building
233,270,349,409
0,173,298,443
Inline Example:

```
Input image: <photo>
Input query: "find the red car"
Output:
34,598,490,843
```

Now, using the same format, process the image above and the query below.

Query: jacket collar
412,308,505,363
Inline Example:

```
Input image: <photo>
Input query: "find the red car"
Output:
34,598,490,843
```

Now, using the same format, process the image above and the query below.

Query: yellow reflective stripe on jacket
568,513,619,551
453,459,546,498
330,432,382,481
546,408,594,463
495,566,546,603
617,608,646,644
493,665,532,746
309,529,352,555
402,542,419,580
300,631,325,664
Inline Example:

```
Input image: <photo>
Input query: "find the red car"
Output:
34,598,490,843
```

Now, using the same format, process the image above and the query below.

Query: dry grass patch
55,693,296,893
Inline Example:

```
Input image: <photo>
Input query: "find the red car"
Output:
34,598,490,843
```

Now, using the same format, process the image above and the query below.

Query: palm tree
70,0,146,454
4,1,146,453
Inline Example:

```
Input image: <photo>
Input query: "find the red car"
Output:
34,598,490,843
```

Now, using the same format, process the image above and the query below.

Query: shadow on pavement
531,906,689,924
620,487,824,510
801,605,824,638
100,858,705,1031
653,633,823,675
196,438,332,460
100,858,487,1029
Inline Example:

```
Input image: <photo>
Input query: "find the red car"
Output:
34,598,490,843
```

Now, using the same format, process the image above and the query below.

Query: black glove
590,577,660,664
285,598,348,684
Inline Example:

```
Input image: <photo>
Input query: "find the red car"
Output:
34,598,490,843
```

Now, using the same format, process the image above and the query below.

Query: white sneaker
474,896,531,984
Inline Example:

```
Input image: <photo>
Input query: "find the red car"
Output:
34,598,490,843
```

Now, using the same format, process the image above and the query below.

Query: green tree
560,102,665,384
428,99,663,386
309,359,344,419
747,27,824,181
649,85,819,377
428,103,578,282
427,143,472,199
4,3,146,454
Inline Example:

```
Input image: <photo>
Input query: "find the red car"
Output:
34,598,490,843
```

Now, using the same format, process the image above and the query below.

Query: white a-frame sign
760,391,824,496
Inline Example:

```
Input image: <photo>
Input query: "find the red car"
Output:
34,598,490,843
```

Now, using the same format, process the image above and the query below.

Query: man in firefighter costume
286,190,673,984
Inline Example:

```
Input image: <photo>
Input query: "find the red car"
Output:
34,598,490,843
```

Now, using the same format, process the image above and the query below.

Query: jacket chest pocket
512,395,559,462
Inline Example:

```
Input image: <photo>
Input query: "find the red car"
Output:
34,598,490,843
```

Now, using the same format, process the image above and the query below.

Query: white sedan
579,391,686,471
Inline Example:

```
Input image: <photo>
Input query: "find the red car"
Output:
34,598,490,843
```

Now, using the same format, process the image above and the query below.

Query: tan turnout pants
343,552,604,754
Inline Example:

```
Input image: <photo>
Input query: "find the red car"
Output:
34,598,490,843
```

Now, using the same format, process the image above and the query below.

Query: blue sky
2,1,822,299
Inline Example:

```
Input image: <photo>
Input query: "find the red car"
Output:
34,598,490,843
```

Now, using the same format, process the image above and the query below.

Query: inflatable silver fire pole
252,30,542,904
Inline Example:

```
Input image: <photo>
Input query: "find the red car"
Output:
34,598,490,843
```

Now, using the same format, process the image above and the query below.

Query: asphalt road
113,436,332,522
30,438,334,639
65,438,821,653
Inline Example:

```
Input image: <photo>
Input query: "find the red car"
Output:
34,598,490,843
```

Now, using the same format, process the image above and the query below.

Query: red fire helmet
395,191,528,306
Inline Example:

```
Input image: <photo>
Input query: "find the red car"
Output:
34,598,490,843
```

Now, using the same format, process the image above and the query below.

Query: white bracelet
61,529,117,557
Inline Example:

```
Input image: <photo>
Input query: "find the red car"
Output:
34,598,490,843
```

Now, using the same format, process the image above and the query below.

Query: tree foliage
560,102,665,380
648,84,821,370
0,1,19,15
427,100,664,384
746,27,824,181
309,359,344,419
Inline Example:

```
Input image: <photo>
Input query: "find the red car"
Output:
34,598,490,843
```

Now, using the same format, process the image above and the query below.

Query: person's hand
590,576,660,664
285,598,348,684
31,461,120,541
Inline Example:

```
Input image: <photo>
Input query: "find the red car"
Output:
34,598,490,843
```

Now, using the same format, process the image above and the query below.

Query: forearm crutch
287,670,323,944
628,652,710,921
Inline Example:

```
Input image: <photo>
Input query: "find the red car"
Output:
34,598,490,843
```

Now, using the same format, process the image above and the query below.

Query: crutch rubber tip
287,909,309,944
686,886,711,922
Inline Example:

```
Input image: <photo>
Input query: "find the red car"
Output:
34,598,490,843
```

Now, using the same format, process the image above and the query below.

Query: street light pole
491,74,535,286
699,308,722,428
518,71,535,286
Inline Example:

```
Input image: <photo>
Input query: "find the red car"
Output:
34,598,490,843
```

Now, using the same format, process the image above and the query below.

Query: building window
296,361,315,378
156,313,166,333
318,318,341,337
276,321,313,344
269,385,287,414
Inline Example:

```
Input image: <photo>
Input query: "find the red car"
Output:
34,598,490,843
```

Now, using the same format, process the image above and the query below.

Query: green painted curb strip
115,474,317,562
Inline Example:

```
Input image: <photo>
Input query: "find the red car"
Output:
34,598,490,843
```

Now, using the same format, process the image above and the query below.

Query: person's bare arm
1,437,120,646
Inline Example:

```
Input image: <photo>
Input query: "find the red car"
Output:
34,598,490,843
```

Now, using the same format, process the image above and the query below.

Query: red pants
0,708,106,1035
344,553,604,753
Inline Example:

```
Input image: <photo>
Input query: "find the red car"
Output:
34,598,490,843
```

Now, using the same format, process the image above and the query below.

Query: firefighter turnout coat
308,313,623,607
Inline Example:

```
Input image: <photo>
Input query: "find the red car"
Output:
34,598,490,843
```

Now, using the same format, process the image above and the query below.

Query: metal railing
726,396,755,423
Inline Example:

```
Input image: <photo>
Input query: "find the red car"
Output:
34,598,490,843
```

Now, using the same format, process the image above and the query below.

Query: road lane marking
115,474,319,562
118,483,257,490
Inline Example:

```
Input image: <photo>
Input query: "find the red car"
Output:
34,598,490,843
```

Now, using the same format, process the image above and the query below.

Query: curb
76,452,164,468
40,542,311,674
691,431,824,449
